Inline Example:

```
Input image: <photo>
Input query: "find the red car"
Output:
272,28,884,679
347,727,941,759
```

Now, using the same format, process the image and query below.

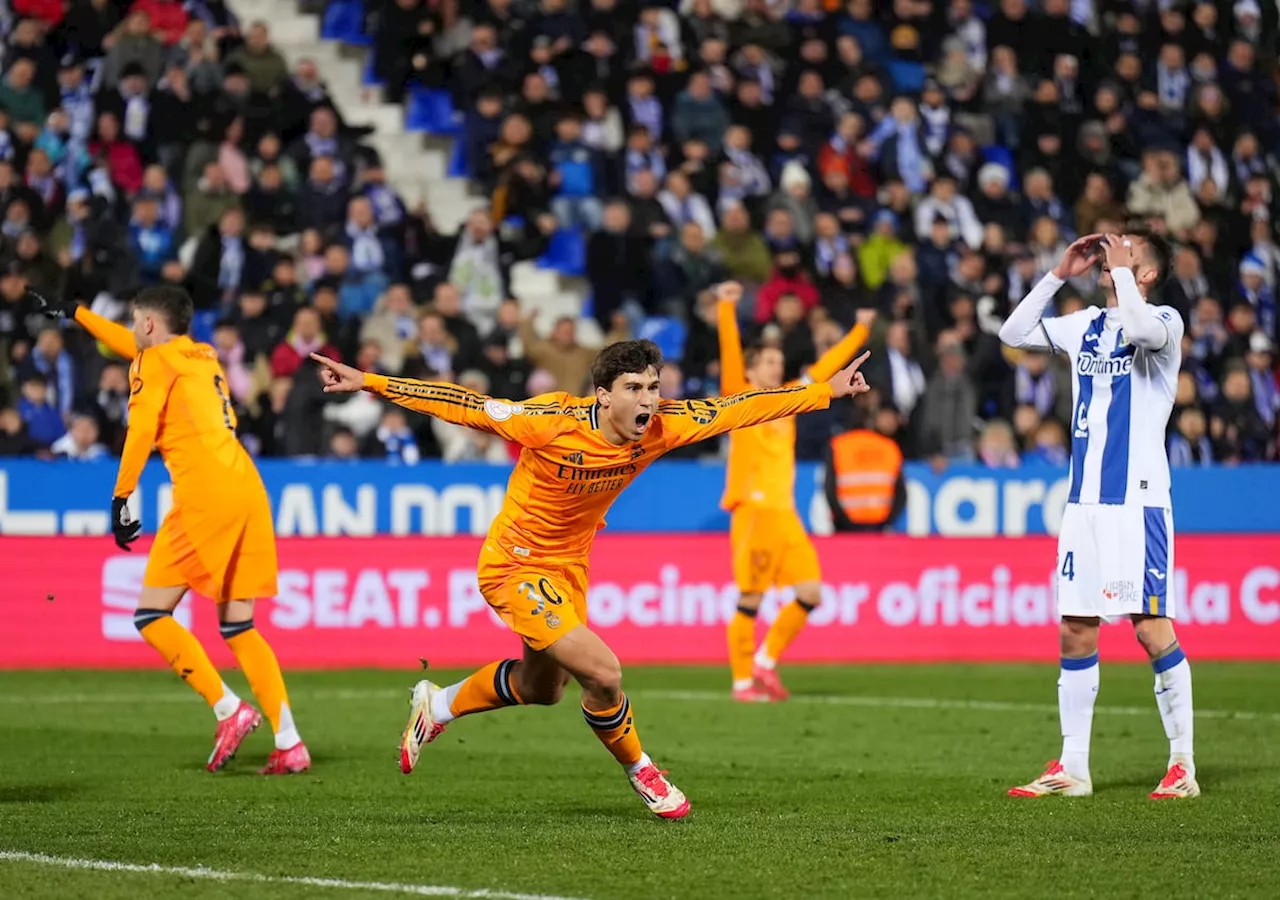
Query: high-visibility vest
829,429,903,525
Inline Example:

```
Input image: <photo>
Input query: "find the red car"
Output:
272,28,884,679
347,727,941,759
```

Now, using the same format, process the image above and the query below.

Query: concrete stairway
227,0,593,337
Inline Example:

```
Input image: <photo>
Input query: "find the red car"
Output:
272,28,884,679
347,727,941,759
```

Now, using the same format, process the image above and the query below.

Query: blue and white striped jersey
1042,306,1184,508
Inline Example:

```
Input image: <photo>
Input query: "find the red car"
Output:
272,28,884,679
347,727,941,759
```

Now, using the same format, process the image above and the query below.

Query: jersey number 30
212,375,235,431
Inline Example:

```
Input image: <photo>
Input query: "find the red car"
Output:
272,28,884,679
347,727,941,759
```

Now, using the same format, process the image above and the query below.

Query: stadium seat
321,0,371,46
190,309,218,345
447,139,469,178
406,87,461,135
537,229,586,277
638,316,687,362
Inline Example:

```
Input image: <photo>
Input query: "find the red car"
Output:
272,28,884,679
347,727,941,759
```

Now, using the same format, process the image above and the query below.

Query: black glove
111,497,141,551
26,287,78,320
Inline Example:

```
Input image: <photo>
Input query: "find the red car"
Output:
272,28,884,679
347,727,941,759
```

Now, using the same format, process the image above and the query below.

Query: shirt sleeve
364,373,566,448
113,350,173,498
658,382,834,449
1112,267,1180,351
801,322,870,385
75,306,138,361
716,299,748,394
998,273,1062,352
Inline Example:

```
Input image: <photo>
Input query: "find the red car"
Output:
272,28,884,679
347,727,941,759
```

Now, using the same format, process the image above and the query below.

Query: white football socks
275,702,301,750
212,684,241,721
626,752,652,776
430,681,463,725
1058,653,1100,781
1152,644,1195,776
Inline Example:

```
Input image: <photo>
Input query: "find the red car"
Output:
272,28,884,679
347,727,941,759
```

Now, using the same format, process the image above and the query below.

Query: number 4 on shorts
1060,551,1075,582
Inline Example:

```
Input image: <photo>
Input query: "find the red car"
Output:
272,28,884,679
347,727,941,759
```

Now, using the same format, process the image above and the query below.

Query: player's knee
794,583,822,610
736,592,763,612
1059,616,1100,656
579,659,624,706
1132,616,1176,658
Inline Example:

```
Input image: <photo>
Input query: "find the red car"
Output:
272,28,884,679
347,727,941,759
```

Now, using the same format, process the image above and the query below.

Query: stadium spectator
51,412,109,460
0,0,1277,469
271,306,340,379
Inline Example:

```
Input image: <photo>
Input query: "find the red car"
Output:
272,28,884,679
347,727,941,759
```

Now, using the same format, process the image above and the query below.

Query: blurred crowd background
1,0,1279,468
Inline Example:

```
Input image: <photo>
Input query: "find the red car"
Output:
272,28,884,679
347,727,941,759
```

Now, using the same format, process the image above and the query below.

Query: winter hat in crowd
977,163,1010,191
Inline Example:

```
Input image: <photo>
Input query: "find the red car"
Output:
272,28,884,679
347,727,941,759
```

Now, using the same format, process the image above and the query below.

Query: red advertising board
2,536,1278,668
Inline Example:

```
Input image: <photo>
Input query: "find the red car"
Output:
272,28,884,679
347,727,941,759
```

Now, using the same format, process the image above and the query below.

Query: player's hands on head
1052,233,1104,279
716,281,743,304
111,496,141,551
1099,234,1139,272
26,287,78,320
310,353,365,393
829,350,872,398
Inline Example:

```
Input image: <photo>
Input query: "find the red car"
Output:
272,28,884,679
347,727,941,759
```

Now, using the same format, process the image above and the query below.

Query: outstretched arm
76,307,139,361
660,383,835,448
802,312,872,384
315,355,563,447
716,283,748,394
661,351,872,448
28,288,138,360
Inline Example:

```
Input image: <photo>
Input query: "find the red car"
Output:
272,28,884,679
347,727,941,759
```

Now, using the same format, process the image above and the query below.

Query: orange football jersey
115,336,262,500
718,302,868,512
72,309,263,502
363,374,835,561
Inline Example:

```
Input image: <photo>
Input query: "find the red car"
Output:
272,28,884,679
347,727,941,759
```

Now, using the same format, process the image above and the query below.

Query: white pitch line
0,851,593,900
641,689,1280,723
2,686,1278,723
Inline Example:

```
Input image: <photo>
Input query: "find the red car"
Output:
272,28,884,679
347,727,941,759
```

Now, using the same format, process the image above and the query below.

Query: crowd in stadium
1,0,1279,467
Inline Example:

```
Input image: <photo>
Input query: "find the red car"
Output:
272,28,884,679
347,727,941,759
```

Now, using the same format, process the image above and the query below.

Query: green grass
2,665,1279,900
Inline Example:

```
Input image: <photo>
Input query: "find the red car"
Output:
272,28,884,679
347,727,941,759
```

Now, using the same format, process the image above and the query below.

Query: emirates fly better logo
102,557,193,640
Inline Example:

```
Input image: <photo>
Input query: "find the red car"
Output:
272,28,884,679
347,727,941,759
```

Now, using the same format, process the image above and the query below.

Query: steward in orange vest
824,423,906,532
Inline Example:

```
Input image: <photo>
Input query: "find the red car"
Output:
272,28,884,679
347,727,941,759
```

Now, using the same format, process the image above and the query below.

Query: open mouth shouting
634,412,652,434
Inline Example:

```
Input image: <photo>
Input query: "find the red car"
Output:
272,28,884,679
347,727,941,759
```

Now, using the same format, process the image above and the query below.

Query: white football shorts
1055,503,1176,619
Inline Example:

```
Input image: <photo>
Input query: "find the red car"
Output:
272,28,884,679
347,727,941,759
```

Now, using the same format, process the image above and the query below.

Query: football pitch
2,665,1279,900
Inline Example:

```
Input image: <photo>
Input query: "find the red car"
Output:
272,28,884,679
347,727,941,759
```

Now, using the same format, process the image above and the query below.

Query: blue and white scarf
894,124,927,193
364,183,404,228
1015,365,1057,417
919,104,950,158
219,236,244,290
627,95,663,141
1158,63,1190,109
347,222,385,273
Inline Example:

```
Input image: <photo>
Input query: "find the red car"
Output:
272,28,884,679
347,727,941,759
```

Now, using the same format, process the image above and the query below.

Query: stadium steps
229,0,591,336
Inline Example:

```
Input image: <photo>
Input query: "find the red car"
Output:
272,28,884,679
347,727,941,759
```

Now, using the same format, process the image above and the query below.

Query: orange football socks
758,600,814,668
728,606,758,687
448,658,524,718
221,620,300,749
134,609,237,715
583,694,643,769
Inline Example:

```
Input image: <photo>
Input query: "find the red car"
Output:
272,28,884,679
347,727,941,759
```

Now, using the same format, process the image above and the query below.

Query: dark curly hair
591,339,663,390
